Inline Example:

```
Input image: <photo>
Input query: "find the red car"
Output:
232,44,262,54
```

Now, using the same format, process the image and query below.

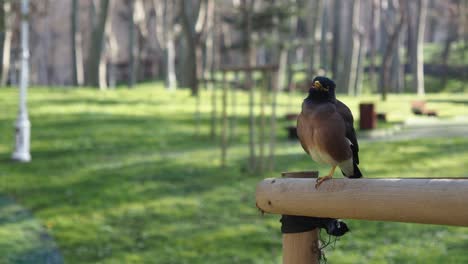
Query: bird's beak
313,81,328,91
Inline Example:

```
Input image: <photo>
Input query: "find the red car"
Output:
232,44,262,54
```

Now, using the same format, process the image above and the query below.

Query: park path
359,116,468,142
0,196,63,264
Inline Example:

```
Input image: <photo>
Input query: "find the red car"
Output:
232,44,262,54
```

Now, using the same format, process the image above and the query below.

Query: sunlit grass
0,84,467,263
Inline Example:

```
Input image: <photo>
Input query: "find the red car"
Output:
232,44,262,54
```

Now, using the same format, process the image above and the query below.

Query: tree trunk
354,31,365,95
440,0,460,88
306,0,323,76
342,0,360,96
389,0,403,93
0,0,12,86
230,72,237,140
426,0,437,42
164,0,177,91
381,1,405,101
258,72,266,174
210,10,220,140
331,0,342,81
98,44,107,90
369,0,380,91
128,0,136,88
320,2,329,72
269,49,286,171
0,0,4,81
413,0,427,96
86,0,110,87
180,0,199,96
220,71,228,167
243,0,256,172
71,0,84,86
107,2,117,89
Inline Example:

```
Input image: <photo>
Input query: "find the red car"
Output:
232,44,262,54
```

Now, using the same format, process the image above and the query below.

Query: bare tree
320,2,329,72
331,0,342,81
381,0,406,101
0,0,13,86
106,2,118,89
306,0,323,76
369,0,380,90
440,0,461,87
128,0,136,88
71,0,84,86
0,0,5,83
242,0,256,172
411,0,428,96
12,0,31,162
127,0,146,88
342,0,361,95
85,0,110,87
220,71,228,167
157,0,177,91
180,0,213,96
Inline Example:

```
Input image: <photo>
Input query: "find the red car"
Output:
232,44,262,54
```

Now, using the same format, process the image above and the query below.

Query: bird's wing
296,112,311,155
313,109,352,163
336,100,359,164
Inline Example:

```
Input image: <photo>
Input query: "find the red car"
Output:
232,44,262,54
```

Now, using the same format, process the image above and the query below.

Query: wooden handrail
256,178,468,227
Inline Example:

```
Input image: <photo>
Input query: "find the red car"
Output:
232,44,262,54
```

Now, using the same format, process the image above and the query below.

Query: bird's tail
339,159,362,178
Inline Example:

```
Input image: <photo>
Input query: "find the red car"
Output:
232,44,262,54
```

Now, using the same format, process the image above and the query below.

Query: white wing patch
338,158,354,177
339,138,354,177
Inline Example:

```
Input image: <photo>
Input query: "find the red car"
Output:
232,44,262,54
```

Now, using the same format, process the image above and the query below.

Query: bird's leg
315,166,336,189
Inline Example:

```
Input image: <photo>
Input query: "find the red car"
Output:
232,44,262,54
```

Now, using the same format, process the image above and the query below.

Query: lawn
0,84,467,263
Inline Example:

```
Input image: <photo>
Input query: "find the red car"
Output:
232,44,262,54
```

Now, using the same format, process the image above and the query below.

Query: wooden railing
256,173,468,264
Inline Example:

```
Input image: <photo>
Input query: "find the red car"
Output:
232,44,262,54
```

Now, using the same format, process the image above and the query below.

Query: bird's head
307,76,336,102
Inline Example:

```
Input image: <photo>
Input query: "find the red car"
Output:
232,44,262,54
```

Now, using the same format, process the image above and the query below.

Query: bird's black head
307,76,336,103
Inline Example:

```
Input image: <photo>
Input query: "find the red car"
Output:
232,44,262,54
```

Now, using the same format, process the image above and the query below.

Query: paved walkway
0,196,63,264
359,116,468,142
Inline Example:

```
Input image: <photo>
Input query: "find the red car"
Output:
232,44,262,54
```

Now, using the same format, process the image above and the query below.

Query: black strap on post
280,215,349,237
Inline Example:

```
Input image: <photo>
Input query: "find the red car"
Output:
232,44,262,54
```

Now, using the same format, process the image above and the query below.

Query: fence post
283,229,319,264
281,171,320,264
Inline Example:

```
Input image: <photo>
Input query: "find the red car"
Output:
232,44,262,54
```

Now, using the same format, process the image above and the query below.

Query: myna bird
297,76,362,188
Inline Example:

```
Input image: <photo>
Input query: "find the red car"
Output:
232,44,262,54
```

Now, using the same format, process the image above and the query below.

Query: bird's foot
315,174,333,189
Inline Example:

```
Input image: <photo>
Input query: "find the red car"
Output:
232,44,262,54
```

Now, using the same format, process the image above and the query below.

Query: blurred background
0,0,467,263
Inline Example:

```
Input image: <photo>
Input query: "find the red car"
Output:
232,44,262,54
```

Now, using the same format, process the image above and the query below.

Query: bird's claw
315,175,332,189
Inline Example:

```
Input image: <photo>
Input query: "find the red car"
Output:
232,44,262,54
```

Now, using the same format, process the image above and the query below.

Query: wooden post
268,69,278,171
210,78,217,139
283,230,319,264
257,178,468,227
258,71,267,173
247,68,256,172
218,64,278,171
195,86,201,136
282,171,320,264
220,71,228,167
230,71,238,139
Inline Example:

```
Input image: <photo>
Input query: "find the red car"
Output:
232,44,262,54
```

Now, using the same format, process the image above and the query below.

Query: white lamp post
12,0,31,162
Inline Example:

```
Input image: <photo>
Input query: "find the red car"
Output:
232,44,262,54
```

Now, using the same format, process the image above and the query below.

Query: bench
411,100,438,116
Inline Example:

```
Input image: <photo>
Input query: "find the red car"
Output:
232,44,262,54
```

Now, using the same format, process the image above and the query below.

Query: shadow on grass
0,196,64,264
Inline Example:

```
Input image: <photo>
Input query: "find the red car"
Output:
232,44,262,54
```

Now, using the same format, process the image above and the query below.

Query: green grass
0,84,467,263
